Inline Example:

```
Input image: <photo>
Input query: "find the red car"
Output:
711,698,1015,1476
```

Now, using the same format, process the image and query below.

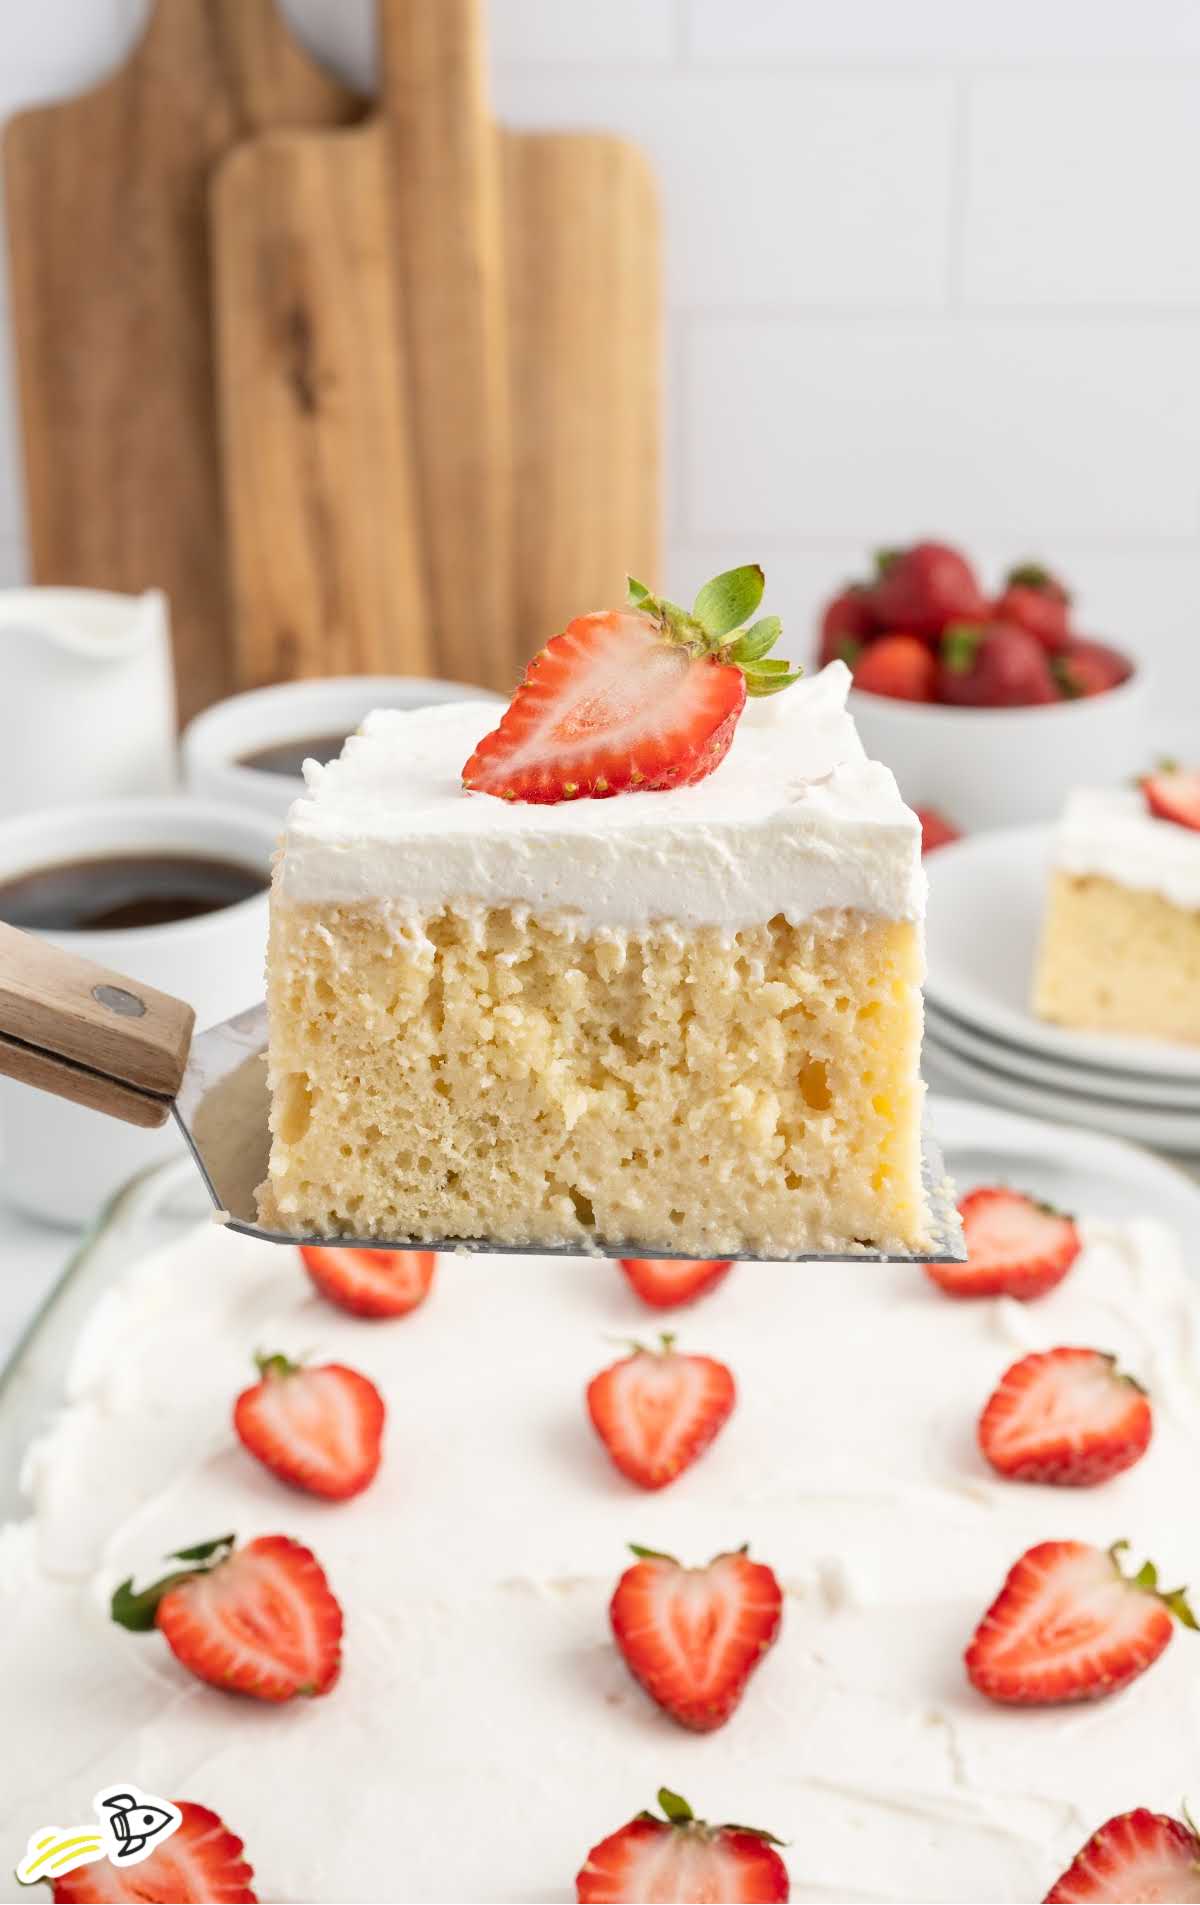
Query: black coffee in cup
0,853,267,932
237,734,348,777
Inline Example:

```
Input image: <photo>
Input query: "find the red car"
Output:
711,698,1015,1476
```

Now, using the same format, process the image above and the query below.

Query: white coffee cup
0,799,278,1228
182,675,502,822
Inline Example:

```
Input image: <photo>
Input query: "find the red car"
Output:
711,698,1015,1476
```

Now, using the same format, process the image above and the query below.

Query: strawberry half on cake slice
462,568,799,801
259,562,933,1259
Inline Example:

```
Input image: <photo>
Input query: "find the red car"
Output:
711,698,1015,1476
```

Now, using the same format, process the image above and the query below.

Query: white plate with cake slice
925,826,1200,1084
926,1001,1200,1111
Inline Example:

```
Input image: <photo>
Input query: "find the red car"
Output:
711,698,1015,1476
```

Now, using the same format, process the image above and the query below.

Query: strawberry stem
1109,1541,1198,1628
627,567,801,695
255,1350,300,1381
636,1789,787,1846
628,1542,679,1564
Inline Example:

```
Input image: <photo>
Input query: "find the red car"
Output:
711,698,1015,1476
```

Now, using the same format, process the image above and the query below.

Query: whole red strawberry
852,633,936,702
817,581,876,668
52,1801,256,1904
978,1348,1152,1486
111,1533,343,1701
938,622,1057,707
1044,1809,1200,1903
234,1352,385,1499
587,1333,735,1489
869,541,987,641
966,1539,1196,1705
300,1245,436,1318
994,563,1072,653
577,1788,789,1903
927,1186,1082,1300
619,1256,733,1310
463,567,799,802
610,1545,783,1730
1143,765,1200,832
916,807,961,854
1055,637,1133,699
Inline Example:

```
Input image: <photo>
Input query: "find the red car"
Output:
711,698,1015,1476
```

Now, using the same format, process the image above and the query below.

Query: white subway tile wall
0,0,1195,708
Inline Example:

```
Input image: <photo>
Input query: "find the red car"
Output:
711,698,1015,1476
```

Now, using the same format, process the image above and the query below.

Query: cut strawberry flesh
587,1350,735,1490
1144,769,1200,833
979,1348,1151,1486
300,1245,435,1318
967,1541,1173,1704
463,612,746,802
578,1821,787,1904
236,1364,383,1498
1045,1810,1200,1903
619,1257,734,1309
611,1550,782,1730
53,1803,256,1905
158,1537,341,1701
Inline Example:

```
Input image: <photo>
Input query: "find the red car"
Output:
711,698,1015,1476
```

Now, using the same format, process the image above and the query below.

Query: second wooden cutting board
213,0,660,697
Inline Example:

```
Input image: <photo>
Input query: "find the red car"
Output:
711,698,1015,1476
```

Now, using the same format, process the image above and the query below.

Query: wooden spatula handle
0,923,195,1129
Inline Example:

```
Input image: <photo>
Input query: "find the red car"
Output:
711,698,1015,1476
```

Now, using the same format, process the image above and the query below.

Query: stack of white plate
922,827,1200,1155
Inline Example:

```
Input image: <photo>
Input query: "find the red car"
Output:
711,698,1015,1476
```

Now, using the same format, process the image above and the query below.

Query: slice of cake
260,568,930,1255
1033,771,1200,1045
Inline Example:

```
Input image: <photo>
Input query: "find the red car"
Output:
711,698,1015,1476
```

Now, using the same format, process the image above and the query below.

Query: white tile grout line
669,304,1200,323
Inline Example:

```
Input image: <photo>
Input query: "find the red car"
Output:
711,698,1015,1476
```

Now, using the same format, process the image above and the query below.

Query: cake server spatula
0,921,964,1261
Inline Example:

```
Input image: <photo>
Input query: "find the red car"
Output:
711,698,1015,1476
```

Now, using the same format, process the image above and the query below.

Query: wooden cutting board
4,0,360,725
213,0,660,697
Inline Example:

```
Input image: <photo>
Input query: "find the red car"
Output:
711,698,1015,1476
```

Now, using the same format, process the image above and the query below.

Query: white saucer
924,1035,1200,1156
925,827,1200,1084
926,1001,1200,1111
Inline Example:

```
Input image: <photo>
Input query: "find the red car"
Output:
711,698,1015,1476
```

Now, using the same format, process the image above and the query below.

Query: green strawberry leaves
111,1534,236,1632
636,1787,787,1846
626,566,801,696
693,565,764,639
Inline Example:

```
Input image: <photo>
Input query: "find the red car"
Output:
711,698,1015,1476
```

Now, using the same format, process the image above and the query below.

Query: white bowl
849,665,1150,831
183,675,504,822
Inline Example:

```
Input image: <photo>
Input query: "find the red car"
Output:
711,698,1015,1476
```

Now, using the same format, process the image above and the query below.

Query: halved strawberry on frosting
462,566,798,803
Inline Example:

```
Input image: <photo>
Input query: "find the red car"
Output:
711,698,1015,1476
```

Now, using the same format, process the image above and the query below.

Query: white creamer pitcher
0,587,176,817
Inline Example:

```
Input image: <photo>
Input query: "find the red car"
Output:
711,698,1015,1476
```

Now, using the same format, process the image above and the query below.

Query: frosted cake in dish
259,659,929,1255
1033,780,1200,1046
3,1206,1198,1903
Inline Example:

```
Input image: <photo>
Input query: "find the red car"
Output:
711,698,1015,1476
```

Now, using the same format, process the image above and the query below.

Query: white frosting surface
279,662,924,929
1054,786,1200,910
3,1216,1200,1903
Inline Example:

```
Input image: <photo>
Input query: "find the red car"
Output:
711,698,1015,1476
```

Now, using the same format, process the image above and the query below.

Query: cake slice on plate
259,568,930,1255
1033,771,1200,1046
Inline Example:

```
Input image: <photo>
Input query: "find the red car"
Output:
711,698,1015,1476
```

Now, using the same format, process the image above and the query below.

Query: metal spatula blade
172,1003,965,1263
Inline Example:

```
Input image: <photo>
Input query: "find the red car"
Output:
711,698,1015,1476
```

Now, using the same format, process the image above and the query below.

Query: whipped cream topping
278,662,924,929
1054,787,1200,911
3,1215,1199,1903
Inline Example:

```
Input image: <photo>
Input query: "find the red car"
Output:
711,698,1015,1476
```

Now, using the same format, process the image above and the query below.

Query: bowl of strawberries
819,540,1149,831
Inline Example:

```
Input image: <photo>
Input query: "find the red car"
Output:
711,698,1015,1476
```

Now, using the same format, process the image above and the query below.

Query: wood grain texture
379,0,515,690
0,921,194,1122
213,126,432,688
0,1038,172,1129
4,0,360,726
505,131,661,652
